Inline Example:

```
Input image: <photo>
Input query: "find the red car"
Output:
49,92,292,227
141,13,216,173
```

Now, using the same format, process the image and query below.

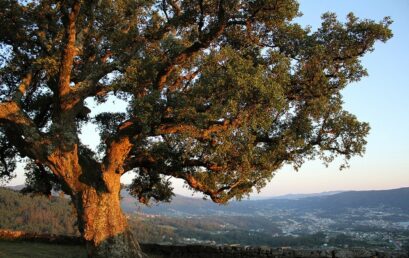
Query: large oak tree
0,0,392,257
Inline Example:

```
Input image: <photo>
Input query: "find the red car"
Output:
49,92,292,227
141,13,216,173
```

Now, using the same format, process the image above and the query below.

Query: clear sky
7,0,409,197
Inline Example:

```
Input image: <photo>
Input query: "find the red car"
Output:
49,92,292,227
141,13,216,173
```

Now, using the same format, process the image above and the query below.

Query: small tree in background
0,0,392,257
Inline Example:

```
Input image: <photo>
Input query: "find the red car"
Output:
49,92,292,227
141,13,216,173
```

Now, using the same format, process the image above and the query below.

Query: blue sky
7,0,409,197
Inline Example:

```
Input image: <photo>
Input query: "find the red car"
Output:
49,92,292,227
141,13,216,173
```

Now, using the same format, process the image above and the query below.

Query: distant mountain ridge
5,184,409,215
268,191,343,200
121,187,409,216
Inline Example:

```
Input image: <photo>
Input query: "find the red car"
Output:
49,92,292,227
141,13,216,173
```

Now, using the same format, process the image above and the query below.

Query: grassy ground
0,240,87,258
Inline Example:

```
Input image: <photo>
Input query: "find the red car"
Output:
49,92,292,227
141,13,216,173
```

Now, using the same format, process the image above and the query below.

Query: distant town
126,188,409,252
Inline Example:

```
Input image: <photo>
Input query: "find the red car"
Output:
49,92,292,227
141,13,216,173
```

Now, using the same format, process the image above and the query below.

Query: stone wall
140,243,408,258
0,230,407,258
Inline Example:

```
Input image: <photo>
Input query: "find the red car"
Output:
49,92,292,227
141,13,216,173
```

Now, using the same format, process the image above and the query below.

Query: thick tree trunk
73,187,147,258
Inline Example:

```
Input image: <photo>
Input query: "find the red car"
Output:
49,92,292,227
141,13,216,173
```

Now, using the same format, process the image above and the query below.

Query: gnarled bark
73,185,146,258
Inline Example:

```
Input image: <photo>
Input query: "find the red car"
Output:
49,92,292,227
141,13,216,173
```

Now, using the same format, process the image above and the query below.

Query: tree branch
154,0,227,90
12,72,33,104
167,69,199,92
58,0,82,109
177,173,251,203
156,117,241,140
102,120,144,176
0,101,48,160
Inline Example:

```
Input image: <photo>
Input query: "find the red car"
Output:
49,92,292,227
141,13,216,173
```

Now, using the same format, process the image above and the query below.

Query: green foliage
0,0,392,204
128,171,174,204
94,112,127,152
21,162,61,197
0,129,18,183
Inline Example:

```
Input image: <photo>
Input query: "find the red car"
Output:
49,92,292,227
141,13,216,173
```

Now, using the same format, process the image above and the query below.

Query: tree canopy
0,0,392,204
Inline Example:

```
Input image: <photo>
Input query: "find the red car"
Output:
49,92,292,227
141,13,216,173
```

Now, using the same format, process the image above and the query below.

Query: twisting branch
102,120,144,175
156,116,242,141
122,152,239,203
156,103,257,142
58,0,82,109
174,173,253,203
0,101,48,160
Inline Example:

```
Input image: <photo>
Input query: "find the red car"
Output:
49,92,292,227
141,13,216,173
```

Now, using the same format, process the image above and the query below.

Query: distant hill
122,187,409,216
289,188,409,212
0,187,78,235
